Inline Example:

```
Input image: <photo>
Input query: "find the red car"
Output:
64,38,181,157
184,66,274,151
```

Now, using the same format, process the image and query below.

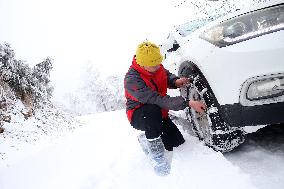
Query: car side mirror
167,43,180,53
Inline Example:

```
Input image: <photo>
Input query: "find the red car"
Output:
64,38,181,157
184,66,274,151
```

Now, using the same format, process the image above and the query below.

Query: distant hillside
0,43,77,139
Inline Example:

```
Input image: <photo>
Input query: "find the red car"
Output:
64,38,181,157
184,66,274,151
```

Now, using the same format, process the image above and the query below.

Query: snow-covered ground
225,124,284,189
1,110,283,189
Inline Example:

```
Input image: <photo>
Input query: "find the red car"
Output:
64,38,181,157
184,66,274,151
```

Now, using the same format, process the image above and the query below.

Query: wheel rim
189,86,212,143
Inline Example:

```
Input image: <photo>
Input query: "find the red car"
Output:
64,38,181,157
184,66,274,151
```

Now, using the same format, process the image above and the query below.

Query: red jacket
124,56,187,122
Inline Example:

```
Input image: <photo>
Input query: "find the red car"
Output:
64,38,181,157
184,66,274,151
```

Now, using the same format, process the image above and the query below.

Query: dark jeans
131,104,185,151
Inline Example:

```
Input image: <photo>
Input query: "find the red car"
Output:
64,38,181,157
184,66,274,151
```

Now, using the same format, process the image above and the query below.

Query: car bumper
219,102,284,127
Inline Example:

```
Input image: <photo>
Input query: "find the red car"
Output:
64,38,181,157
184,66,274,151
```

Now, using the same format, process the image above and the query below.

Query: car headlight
247,76,284,100
200,3,284,47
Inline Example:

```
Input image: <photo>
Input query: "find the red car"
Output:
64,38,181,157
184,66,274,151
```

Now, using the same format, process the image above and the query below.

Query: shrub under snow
0,43,77,138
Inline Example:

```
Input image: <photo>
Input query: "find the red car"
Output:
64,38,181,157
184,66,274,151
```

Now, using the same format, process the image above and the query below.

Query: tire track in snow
225,124,284,189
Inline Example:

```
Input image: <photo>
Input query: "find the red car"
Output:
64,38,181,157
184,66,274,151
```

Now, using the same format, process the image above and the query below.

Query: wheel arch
178,61,221,108
177,61,246,151
177,61,244,128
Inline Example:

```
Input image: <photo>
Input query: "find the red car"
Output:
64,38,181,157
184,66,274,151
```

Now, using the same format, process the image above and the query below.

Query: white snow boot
147,137,171,176
137,133,149,155
165,150,173,165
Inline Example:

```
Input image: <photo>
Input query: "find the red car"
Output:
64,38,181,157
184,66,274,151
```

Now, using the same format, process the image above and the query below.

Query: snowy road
0,110,283,189
225,124,284,189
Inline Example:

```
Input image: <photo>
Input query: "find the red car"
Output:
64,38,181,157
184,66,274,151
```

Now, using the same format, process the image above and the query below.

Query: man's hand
189,100,206,113
175,77,190,88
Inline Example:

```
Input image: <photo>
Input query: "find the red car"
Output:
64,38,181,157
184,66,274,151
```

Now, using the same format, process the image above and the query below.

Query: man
124,42,206,176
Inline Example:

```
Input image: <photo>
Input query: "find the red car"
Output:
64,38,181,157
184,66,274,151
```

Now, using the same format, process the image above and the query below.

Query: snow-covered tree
31,57,54,107
0,43,54,109
80,64,120,113
61,63,125,115
105,75,125,111
0,43,58,133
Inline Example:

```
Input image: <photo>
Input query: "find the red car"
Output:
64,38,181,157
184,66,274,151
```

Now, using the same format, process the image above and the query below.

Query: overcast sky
0,0,191,70
0,0,210,99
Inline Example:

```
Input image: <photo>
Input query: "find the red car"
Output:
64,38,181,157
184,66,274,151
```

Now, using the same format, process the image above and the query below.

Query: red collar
131,56,163,77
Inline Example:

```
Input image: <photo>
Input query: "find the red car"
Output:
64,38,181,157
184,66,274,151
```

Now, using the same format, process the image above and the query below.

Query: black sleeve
166,69,179,89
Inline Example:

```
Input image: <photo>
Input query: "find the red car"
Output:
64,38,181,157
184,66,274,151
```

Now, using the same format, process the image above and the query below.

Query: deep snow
225,124,284,189
1,110,283,189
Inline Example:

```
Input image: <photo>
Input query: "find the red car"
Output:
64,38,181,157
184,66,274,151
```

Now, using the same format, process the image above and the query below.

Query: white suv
162,0,284,152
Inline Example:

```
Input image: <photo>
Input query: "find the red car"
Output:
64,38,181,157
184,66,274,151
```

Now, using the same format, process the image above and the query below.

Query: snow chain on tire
181,71,245,153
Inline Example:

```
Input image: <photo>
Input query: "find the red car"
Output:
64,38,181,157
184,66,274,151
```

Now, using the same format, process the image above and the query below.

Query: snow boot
147,137,171,176
137,133,149,155
165,150,173,165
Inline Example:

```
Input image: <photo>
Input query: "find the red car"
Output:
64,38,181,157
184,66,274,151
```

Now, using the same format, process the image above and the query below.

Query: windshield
177,15,223,37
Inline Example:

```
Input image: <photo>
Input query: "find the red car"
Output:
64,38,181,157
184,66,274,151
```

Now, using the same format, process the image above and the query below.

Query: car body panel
163,2,284,105
162,1,284,127
200,30,284,105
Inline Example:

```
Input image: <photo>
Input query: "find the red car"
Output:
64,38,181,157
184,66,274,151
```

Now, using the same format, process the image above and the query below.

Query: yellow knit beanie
136,42,163,67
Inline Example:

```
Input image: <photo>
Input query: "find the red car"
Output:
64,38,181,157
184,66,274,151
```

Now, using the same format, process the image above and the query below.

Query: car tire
179,62,245,152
